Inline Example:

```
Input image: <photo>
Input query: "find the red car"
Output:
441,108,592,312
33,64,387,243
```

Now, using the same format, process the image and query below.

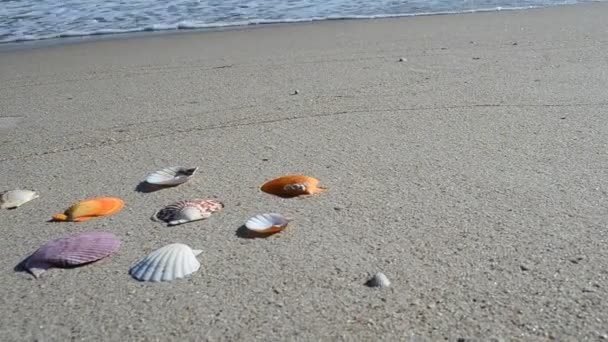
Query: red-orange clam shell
52,197,124,222
260,175,326,198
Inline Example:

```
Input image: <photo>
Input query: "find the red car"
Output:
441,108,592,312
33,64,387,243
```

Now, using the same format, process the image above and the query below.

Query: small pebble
398,57,407,62
520,265,530,271
292,90,299,95
365,272,390,288
512,42,518,46
570,256,585,264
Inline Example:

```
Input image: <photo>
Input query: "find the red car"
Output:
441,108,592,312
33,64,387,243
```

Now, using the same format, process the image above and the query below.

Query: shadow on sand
135,182,178,193
235,225,280,239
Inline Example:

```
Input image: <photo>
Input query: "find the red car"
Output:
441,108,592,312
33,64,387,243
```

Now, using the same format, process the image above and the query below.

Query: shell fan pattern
129,243,202,282
153,199,223,226
24,232,121,278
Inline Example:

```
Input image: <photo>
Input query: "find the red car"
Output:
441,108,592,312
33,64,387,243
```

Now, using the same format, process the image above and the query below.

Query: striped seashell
152,199,223,226
0,189,39,209
145,166,198,186
52,197,124,222
129,243,201,282
261,175,326,198
24,232,121,278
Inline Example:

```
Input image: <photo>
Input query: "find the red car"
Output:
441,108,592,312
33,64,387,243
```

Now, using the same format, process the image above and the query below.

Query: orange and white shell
52,197,124,222
260,175,326,198
245,213,289,234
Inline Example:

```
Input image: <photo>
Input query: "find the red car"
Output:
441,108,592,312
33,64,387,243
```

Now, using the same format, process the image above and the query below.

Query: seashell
145,166,198,186
0,189,39,209
24,232,121,278
153,199,223,226
52,197,124,222
365,272,391,288
129,243,202,282
245,213,289,234
260,175,327,198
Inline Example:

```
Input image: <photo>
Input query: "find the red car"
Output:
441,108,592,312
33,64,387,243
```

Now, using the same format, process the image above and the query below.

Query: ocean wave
0,0,597,44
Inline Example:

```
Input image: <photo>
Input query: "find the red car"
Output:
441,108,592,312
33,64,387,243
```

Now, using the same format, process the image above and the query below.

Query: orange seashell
260,175,326,198
52,197,125,222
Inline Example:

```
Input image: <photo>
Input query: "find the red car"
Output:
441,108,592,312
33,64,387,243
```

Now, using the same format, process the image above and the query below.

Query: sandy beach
1,3,607,340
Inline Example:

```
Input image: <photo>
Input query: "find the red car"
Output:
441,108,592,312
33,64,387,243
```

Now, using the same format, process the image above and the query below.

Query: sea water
0,0,599,44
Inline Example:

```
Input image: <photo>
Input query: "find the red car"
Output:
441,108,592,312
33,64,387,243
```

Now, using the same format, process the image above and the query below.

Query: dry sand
1,3,607,340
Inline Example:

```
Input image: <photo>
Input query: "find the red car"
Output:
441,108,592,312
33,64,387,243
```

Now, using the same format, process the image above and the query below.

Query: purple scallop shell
24,231,121,278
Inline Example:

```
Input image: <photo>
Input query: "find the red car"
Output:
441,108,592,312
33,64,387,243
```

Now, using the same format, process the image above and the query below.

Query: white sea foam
0,0,598,44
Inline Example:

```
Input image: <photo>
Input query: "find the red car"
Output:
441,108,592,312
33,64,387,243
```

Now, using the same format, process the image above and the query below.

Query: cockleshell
129,243,202,282
145,166,198,186
52,197,124,222
153,199,223,226
245,213,289,234
260,175,326,198
0,189,39,209
24,232,121,278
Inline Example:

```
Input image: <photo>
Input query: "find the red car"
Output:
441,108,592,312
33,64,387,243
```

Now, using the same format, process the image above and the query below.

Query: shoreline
1,2,608,340
0,2,593,52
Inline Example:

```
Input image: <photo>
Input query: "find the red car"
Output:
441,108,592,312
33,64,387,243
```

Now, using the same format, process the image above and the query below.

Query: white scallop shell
145,166,198,186
129,243,202,282
245,213,289,233
153,199,223,226
0,190,39,209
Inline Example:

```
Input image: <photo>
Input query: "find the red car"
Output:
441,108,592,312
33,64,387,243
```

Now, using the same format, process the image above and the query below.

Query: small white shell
129,243,202,282
366,272,390,288
0,190,39,209
145,166,198,186
153,199,223,226
283,183,307,193
245,213,289,234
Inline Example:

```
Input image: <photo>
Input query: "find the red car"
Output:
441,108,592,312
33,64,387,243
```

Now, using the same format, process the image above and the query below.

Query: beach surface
1,3,607,340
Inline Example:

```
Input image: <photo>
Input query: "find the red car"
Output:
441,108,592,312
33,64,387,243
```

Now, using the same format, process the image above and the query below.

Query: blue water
0,0,599,43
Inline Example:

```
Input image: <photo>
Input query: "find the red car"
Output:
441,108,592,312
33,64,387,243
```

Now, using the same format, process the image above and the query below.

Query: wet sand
1,3,607,340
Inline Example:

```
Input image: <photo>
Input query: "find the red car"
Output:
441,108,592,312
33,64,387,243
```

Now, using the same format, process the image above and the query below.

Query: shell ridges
153,199,223,226
23,232,121,278
129,243,201,282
